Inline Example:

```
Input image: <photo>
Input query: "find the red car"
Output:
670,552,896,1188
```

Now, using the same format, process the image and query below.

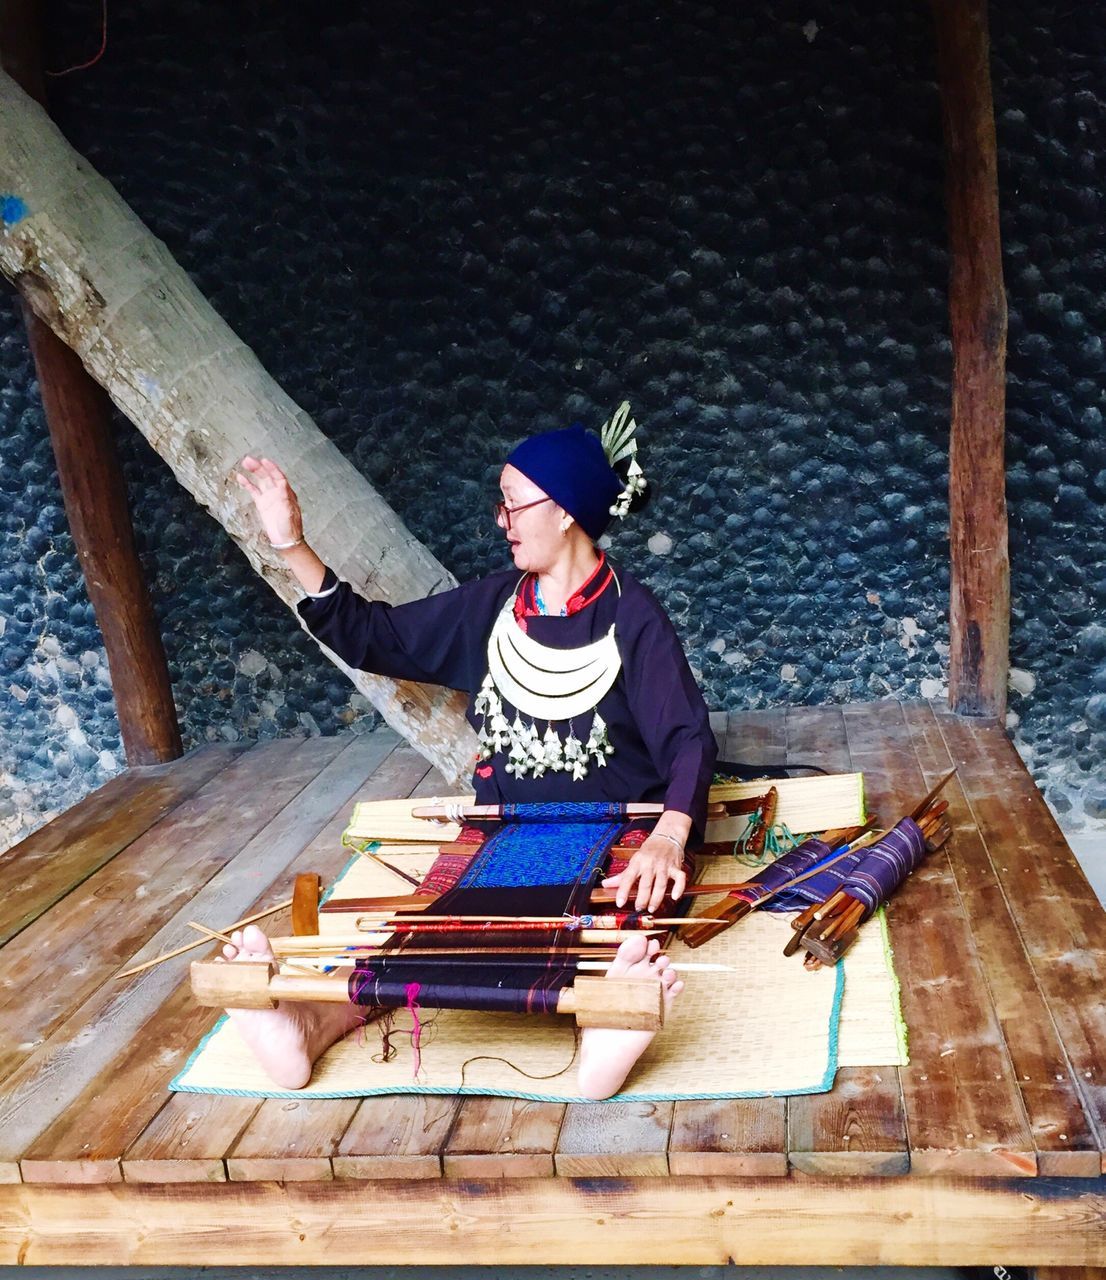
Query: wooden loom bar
932,0,1010,719
320,880,811,915
0,0,182,765
190,960,665,1031
116,896,295,979
410,801,729,821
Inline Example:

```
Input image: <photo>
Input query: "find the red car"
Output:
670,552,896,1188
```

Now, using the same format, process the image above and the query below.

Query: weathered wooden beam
4,1177,1106,1265
1,0,183,764
0,69,476,784
932,0,1010,720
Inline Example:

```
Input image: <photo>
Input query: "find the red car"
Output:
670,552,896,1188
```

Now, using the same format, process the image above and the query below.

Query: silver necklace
474,585,621,780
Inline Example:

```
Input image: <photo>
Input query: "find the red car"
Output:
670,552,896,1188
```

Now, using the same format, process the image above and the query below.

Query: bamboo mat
172,847,906,1102
707,773,867,837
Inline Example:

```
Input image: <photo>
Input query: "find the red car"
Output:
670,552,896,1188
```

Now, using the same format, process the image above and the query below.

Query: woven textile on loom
344,807,625,1017
172,819,908,1102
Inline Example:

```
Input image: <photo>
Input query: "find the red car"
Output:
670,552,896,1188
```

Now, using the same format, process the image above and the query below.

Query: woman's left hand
601,834,687,913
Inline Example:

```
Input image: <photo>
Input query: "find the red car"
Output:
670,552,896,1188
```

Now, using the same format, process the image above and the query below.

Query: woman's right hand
236,456,304,546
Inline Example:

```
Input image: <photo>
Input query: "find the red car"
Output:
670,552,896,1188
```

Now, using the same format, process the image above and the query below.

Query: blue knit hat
506,424,623,540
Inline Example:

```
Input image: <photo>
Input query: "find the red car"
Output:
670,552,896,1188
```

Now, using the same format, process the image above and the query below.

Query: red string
47,0,108,77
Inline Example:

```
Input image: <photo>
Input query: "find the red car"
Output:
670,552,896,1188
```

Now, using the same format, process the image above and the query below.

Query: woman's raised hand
236,456,304,546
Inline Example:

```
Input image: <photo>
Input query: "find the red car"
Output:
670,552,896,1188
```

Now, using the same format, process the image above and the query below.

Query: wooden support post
20,315,184,762
932,0,1010,720
1,0,182,764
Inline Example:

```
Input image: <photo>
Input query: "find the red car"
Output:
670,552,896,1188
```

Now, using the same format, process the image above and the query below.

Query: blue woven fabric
499,801,628,824
457,818,620,889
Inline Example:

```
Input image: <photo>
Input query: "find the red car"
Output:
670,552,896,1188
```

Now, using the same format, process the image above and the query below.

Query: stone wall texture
1,0,1103,848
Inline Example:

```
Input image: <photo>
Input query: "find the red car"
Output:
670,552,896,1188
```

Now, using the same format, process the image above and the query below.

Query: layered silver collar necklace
474,575,622,780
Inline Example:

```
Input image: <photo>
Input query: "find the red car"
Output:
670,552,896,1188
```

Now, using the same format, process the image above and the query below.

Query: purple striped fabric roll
752,818,927,916
839,818,927,916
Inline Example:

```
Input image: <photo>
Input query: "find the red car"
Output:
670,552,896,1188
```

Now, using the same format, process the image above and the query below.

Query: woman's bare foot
221,924,363,1090
576,935,683,1100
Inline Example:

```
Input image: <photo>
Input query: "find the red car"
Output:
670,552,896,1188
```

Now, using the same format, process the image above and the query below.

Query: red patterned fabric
416,827,486,897
417,853,476,897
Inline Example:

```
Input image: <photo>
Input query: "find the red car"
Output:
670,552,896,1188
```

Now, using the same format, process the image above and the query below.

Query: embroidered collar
513,551,614,625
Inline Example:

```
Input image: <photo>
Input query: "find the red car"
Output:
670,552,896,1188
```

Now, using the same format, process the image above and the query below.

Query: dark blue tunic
297,561,717,844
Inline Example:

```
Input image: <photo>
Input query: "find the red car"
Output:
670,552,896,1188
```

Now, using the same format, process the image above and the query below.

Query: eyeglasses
493,496,553,529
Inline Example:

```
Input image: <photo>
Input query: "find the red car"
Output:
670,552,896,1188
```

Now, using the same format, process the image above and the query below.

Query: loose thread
371,1009,399,1063
368,1005,442,1063
459,1027,581,1087
405,982,423,1078
349,968,375,1049
735,820,797,866
48,0,108,76
348,970,443,1069
348,966,374,1005
766,823,798,855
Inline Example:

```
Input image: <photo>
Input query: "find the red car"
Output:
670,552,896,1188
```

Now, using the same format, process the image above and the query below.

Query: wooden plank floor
2,702,1106,1269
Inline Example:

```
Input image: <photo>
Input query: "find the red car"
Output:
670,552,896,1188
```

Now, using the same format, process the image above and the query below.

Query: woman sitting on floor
227,410,717,1098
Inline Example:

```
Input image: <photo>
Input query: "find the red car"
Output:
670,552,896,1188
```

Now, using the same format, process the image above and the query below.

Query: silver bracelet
654,831,685,853
270,536,305,550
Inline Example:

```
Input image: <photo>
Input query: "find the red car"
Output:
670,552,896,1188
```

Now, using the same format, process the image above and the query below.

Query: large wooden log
933,0,1010,719
1,0,182,764
0,70,476,783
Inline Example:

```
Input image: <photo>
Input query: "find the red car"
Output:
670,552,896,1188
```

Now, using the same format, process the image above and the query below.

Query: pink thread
405,982,423,1077
349,966,374,1005
48,0,108,77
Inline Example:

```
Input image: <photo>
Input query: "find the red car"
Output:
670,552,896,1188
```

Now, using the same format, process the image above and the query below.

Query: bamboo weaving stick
117,897,295,979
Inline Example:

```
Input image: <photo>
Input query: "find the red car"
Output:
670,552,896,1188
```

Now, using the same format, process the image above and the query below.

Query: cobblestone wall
1,0,1102,848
